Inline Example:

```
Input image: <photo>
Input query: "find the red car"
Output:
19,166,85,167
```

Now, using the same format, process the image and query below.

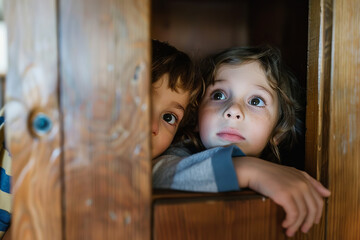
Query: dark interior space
152,0,308,169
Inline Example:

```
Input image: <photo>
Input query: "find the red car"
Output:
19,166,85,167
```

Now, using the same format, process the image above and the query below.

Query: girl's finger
309,185,324,224
302,172,331,197
300,185,318,233
285,193,307,237
301,172,327,223
275,194,299,229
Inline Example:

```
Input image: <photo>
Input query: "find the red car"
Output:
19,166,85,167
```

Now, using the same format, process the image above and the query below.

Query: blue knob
32,113,52,135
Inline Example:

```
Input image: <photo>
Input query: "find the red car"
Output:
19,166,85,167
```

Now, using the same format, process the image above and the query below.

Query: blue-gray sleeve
152,145,245,192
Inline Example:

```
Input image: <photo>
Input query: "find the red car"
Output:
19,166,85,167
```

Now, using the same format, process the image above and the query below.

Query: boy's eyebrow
172,102,186,112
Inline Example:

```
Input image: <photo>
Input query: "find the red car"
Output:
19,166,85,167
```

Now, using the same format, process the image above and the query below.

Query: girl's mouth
216,128,245,142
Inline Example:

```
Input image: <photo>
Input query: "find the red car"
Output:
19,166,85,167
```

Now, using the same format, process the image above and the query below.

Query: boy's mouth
216,128,245,142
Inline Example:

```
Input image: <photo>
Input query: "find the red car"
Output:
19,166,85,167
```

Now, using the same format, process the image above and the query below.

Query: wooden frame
3,0,360,239
306,0,360,238
305,0,333,237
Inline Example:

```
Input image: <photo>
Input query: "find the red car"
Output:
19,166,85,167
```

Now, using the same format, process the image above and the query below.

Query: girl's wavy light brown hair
151,39,203,145
199,46,304,163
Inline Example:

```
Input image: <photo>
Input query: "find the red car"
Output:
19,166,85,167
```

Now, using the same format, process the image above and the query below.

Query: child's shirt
0,111,11,238
152,143,244,192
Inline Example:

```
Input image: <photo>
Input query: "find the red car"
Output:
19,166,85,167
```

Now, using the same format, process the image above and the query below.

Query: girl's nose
224,103,243,120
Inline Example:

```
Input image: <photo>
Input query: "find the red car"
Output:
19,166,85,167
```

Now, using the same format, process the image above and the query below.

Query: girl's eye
162,113,177,125
249,97,265,107
211,90,227,100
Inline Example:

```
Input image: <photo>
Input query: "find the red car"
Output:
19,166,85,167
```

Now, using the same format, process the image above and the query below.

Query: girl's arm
153,145,243,192
153,145,330,237
232,156,331,237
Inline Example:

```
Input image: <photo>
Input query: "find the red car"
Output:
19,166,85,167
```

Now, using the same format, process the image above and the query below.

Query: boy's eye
249,97,265,107
163,113,177,125
211,90,226,100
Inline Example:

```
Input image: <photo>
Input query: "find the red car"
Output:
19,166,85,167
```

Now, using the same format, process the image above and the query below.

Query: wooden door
5,0,151,239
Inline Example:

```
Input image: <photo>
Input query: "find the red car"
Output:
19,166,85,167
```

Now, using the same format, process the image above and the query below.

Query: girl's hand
233,157,331,237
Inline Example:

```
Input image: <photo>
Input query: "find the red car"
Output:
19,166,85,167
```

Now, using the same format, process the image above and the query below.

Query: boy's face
151,74,190,158
198,61,279,156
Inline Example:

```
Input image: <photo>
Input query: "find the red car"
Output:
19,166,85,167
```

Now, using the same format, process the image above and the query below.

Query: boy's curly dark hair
151,39,203,145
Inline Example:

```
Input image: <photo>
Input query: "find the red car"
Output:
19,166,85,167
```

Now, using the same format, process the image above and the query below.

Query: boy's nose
152,119,159,136
224,104,243,120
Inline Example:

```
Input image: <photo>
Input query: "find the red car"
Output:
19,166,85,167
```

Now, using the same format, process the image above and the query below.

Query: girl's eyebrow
212,79,275,100
213,79,226,84
255,85,275,99
210,79,227,88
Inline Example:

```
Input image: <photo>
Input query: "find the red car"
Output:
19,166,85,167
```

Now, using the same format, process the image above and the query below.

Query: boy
151,39,202,158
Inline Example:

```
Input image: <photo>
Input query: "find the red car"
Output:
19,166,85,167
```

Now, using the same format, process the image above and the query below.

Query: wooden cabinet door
5,0,151,239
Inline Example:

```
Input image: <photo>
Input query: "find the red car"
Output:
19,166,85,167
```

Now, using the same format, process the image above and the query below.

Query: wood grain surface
4,0,62,239
5,0,360,239
153,191,289,240
59,0,151,239
327,0,360,238
303,0,333,239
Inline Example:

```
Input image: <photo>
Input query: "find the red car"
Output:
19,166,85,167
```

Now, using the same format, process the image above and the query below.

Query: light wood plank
59,0,151,239
4,0,62,239
153,191,288,240
327,0,360,238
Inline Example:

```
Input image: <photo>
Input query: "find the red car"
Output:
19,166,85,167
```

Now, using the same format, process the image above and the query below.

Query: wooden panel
4,0,62,239
152,0,309,93
59,0,151,239
303,0,333,238
327,0,360,238
151,0,249,60
153,191,288,240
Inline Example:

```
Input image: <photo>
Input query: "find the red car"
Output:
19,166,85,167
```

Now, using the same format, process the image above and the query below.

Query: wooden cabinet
3,0,360,239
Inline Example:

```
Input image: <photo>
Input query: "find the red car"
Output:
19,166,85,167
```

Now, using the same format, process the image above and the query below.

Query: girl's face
151,74,190,158
198,61,280,156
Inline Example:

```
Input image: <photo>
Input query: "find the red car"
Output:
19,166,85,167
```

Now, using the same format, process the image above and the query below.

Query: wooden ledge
152,189,264,202
152,189,287,240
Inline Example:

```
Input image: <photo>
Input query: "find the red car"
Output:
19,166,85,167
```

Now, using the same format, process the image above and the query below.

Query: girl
153,46,331,237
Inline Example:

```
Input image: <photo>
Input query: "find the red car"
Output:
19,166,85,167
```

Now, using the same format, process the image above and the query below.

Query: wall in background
0,0,3,20
152,0,308,87
0,0,6,75
0,22,7,75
